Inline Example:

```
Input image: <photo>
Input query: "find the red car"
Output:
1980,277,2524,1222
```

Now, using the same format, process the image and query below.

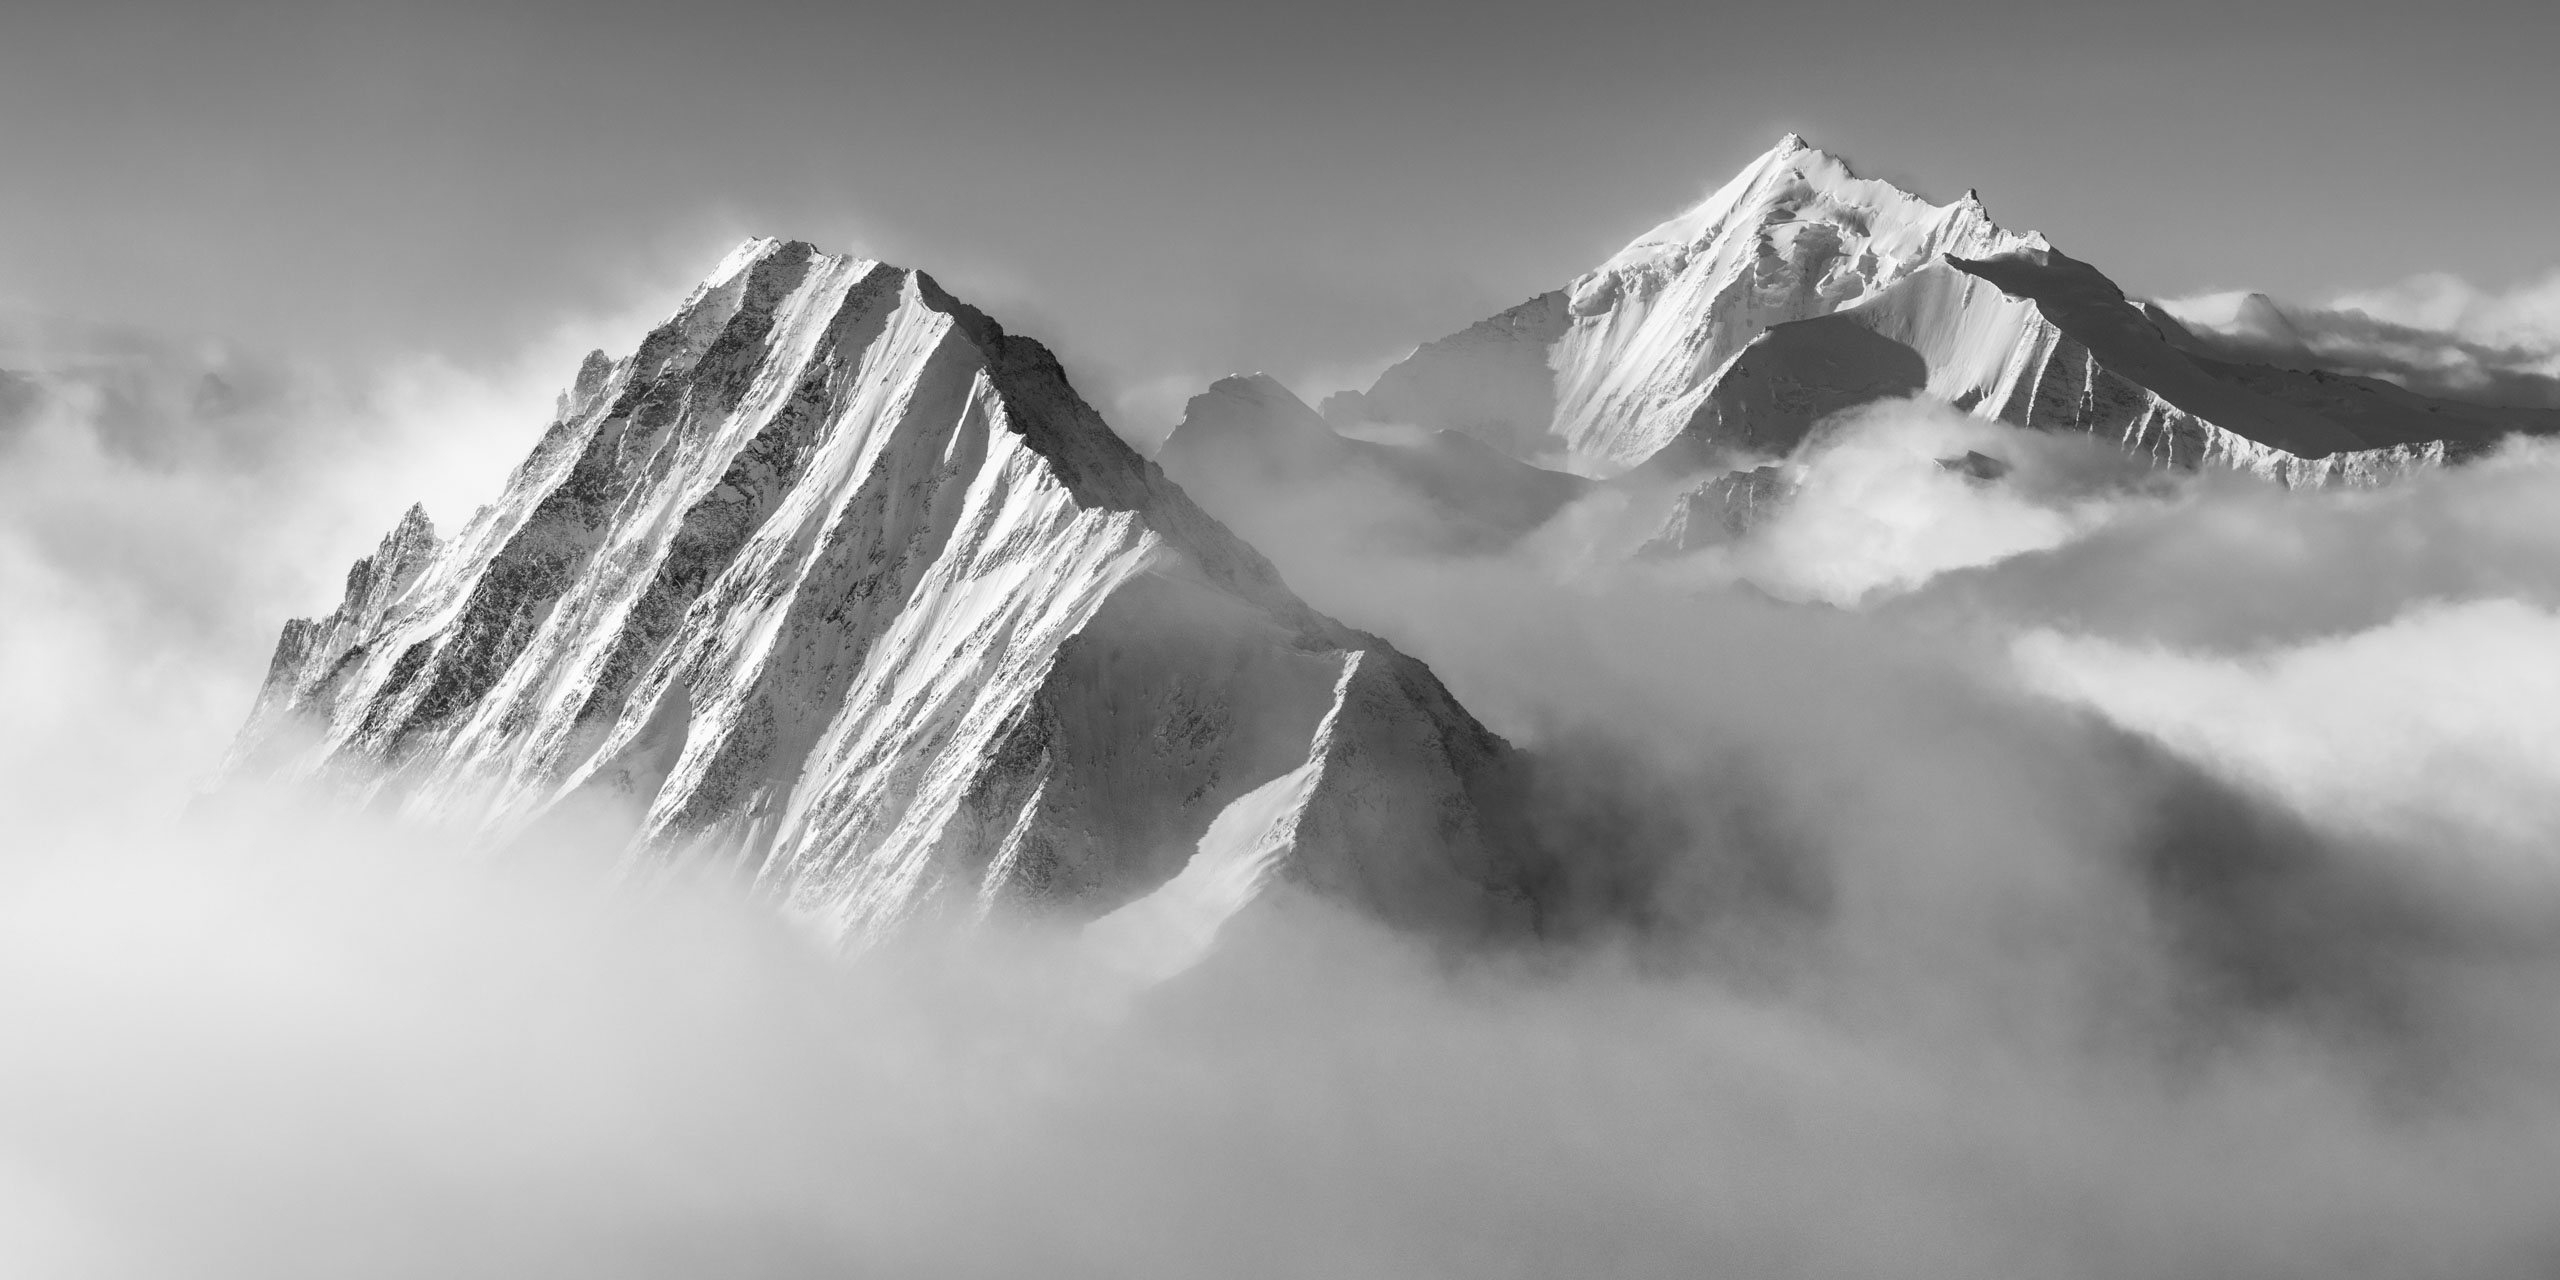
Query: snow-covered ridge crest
232,238,1535,953
1585,133,2041,288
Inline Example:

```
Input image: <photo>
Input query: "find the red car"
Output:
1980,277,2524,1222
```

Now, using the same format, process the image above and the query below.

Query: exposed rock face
1162,373,1591,554
234,240,1537,953
1330,135,2546,486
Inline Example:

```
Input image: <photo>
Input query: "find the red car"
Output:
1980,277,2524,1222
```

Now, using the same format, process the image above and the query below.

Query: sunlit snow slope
233,240,1536,950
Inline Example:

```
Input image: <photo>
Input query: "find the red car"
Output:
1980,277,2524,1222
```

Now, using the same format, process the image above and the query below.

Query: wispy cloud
0,302,661,818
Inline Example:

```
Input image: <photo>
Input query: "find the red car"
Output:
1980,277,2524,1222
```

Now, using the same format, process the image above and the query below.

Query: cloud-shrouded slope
1158,373,1592,555
1328,135,2544,486
232,239,1535,952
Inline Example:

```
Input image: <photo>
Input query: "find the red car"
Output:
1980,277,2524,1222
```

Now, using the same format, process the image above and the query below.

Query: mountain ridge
232,237,1541,959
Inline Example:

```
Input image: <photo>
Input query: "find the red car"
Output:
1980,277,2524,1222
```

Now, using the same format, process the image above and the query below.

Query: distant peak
1773,131,1812,154
1163,373,1338,469
1195,373,1320,418
1209,372,1290,396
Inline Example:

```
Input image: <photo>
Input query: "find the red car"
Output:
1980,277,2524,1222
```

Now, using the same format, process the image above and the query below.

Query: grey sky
4,0,2555,437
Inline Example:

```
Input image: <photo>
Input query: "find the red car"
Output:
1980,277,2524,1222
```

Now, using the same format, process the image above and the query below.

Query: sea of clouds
4,294,2559,1278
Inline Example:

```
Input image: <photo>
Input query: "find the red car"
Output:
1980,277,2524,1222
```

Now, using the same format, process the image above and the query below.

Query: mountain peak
1594,133,2010,283
1412,139,2045,471
1161,373,1354,490
1203,372,1297,403
234,238,1538,957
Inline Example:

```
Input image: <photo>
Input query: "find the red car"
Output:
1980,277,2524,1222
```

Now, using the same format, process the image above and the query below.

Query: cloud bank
0,306,656,817
6,332,2560,1280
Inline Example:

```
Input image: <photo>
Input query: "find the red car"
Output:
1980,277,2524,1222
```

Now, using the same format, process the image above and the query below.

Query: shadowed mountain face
1325,135,2555,492
1627,317,1930,481
232,239,1542,965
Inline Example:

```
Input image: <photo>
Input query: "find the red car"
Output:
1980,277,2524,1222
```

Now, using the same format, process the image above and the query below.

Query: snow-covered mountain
1329,135,2036,474
1324,134,2540,487
229,143,2549,952
232,240,1538,957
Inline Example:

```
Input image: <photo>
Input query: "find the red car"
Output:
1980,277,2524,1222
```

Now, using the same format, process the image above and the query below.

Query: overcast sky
4,0,2555,436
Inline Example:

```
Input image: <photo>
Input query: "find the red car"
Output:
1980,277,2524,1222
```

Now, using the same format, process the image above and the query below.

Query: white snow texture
1331,135,2486,486
234,241,1531,956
